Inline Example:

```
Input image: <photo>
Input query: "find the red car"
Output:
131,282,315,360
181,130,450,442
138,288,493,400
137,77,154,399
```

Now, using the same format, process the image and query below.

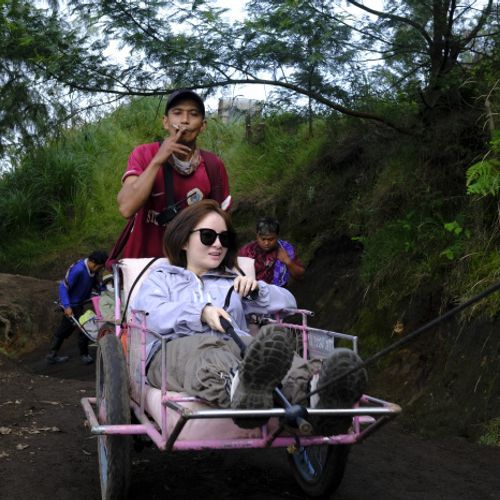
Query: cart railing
82,395,400,451
81,305,401,452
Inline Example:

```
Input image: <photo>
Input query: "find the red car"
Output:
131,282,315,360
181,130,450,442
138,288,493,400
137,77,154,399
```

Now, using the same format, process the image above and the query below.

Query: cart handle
54,302,95,342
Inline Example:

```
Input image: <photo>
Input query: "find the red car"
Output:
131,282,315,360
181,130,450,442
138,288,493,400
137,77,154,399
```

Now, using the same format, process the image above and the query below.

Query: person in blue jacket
46,250,108,365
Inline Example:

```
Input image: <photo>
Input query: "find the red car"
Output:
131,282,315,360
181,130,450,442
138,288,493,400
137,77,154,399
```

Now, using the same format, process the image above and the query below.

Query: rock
0,273,59,356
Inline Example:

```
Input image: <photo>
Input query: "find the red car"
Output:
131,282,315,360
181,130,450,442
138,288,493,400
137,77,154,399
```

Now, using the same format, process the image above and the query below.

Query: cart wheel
287,444,350,498
96,333,131,500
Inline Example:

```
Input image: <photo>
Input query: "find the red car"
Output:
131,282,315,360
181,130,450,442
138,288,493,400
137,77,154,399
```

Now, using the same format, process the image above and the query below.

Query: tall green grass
0,96,499,323
201,112,325,200
0,98,322,274
0,98,165,274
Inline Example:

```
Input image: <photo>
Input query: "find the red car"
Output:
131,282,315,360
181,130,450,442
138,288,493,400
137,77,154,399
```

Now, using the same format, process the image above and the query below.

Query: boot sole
314,348,368,435
231,326,294,410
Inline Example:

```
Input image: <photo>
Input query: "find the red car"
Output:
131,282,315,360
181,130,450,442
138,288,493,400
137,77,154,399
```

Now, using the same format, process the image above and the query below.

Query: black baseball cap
165,89,205,117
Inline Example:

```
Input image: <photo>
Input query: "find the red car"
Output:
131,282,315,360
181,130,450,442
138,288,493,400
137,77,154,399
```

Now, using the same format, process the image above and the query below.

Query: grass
0,96,499,322
478,417,500,446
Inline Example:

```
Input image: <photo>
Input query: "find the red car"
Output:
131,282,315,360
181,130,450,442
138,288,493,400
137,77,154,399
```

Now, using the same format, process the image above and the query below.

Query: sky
107,0,385,112
202,0,385,111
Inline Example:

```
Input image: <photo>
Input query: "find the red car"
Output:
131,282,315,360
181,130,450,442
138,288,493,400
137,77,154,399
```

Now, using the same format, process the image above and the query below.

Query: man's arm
277,247,305,280
58,280,72,316
59,263,83,316
117,167,161,219
117,129,192,218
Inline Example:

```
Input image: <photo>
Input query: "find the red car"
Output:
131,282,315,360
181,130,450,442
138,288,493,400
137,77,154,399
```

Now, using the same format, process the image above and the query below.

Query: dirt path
1,341,499,500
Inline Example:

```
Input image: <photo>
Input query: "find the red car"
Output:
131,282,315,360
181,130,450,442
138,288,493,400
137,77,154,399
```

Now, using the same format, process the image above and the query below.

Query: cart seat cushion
143,385,279,440
120,258,169,316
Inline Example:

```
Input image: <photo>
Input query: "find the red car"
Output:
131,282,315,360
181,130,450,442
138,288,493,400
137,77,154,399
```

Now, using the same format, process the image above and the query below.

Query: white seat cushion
235,256,256,279
120,258,169,316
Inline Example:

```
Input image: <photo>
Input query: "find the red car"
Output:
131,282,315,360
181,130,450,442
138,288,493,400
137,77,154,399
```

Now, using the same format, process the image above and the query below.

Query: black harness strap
163,159,176,211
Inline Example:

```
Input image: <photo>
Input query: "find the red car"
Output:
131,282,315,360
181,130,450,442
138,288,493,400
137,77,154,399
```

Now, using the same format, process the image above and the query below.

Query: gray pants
147,326,315,408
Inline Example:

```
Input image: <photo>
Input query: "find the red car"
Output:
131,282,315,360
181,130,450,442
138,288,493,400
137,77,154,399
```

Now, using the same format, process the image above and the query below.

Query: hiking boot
311,348,368,435
230,326,294,428
46,352,69,365
80,354,94,365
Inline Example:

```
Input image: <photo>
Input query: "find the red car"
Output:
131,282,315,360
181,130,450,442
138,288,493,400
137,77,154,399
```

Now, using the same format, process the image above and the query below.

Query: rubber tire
287,444,350,498
96,333,131,500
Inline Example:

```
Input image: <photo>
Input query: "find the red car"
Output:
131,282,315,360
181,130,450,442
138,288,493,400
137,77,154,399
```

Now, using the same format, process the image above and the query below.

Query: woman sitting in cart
132,200,367,432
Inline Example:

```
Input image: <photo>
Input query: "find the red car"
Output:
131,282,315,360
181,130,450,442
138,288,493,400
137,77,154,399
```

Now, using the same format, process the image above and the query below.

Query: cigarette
172,124,191,132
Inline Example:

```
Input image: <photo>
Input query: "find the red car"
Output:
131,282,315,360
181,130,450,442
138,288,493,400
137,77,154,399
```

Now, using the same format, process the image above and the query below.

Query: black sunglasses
190,228,233,248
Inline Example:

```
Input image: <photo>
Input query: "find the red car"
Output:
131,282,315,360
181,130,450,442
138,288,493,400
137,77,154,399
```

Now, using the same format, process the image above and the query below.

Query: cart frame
80,259,401,499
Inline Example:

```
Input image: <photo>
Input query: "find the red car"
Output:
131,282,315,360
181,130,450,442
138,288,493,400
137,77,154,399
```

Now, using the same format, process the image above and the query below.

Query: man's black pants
49,305,89,356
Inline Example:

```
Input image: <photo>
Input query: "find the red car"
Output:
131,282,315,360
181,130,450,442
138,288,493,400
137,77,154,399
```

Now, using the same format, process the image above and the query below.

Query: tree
0,0,120,168
63,0,497,130
236,0,354,133
1,0,497,150
60,0,410,130
344,0,497,118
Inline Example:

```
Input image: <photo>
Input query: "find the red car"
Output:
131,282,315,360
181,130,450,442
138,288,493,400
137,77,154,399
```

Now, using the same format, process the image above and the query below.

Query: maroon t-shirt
122,142,230,258
238,241,277,283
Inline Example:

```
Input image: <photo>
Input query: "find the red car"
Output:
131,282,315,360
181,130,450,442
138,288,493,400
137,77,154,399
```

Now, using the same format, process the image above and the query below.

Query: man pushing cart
46,250,108,365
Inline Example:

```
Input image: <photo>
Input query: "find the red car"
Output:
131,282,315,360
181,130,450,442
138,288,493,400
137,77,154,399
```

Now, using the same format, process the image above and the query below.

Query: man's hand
277,247,292,266
117,127,194,218
201,305,232,332
155,127,192,164
277,247,305,280
63,307,73,317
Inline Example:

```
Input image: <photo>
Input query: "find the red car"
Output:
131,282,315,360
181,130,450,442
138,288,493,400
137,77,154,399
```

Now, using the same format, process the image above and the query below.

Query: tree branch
462,0,494,45
345,0,433,46
59,74,414,134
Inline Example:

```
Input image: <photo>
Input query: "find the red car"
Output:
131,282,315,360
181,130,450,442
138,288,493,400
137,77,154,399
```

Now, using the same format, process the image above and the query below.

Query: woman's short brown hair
163,200,238,270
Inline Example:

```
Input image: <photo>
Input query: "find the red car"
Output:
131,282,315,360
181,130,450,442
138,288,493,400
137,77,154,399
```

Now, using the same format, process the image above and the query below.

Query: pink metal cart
81,259,401,500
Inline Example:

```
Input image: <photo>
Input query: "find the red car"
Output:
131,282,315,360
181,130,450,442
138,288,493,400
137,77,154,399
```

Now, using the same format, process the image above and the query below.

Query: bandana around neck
171,149,201,176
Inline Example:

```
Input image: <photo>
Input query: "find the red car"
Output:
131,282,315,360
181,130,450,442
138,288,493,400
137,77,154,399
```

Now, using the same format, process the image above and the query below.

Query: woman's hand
233,276,259,298
201,305,232,332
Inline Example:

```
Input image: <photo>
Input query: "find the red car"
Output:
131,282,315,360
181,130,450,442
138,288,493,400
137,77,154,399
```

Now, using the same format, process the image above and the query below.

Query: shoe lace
221,366,238,395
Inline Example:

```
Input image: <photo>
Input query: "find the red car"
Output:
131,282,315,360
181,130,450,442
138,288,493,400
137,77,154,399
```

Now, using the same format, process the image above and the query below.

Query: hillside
289,239,500,441
0,99,499,445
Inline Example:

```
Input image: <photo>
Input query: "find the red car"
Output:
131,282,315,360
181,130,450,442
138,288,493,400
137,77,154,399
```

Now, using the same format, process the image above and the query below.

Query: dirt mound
0,273,59,357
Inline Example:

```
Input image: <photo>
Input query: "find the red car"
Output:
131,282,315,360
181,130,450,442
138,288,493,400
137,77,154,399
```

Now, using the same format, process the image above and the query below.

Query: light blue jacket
131,263,297,362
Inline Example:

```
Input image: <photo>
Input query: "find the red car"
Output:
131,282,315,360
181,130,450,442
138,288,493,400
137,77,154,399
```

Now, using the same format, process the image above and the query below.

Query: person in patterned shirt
238,217,304,287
